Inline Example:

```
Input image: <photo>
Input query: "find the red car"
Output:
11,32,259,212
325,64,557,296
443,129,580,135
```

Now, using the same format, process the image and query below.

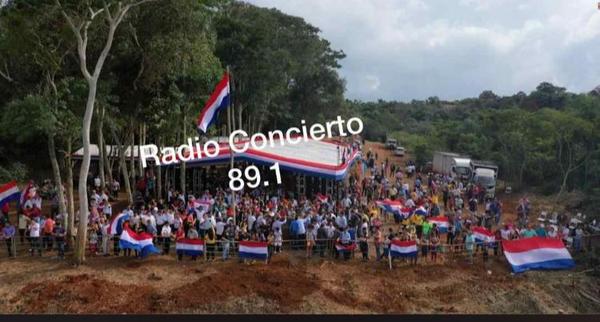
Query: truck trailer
432,151,472,180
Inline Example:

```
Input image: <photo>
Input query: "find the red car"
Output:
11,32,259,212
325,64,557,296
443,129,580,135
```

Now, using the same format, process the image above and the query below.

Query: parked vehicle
394,146,405,157
432,151,471,180
471,160,499,198
385,138,398,150
433,152,499,198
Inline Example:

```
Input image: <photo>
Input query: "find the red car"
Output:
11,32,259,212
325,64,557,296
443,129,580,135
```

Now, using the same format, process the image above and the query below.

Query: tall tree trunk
105,144,114,190
59,0,154,264
138,123,144,176
130,130,136,194
180,109,187,195
48,134,67,223
164,165,170,194
65,137,75,245
74,78,98,264
109,124,133,204
157,136,162,200
97,105,106,190
238,103,243,131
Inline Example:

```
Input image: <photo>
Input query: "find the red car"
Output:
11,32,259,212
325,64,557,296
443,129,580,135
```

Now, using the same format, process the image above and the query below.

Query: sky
246,0,600,102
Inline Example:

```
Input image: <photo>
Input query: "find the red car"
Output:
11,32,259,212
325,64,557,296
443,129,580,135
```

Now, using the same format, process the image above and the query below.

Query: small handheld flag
197,72,230,133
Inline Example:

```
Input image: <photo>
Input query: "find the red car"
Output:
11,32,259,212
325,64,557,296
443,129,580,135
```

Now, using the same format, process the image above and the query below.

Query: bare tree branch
0,61,13,82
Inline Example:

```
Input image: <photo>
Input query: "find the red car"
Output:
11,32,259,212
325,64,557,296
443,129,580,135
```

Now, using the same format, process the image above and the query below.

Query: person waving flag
197,72,230,133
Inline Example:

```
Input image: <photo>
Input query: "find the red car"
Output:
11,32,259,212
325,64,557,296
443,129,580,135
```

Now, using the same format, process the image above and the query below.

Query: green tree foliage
351,84,600,214
215,2,346,131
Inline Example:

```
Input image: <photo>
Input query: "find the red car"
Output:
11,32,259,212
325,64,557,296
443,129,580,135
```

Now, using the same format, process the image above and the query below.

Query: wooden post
388,251,393,270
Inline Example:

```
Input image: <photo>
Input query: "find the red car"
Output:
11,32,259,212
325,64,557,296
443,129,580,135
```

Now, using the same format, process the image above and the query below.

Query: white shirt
248,215,256,229
156,213,167,226
161,225,172,238
296,218,307,235
103,205,112,216
272,219,286,231
215,222,226,235
326,225,335,238
166,212,175,225
29,222,41,238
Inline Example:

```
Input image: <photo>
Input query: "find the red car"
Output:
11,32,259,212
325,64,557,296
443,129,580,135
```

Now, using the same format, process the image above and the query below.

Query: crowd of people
1,145,598,266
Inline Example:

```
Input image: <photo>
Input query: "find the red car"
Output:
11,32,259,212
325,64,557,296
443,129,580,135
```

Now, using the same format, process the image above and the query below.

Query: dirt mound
14,274,160,314
163,254,321,313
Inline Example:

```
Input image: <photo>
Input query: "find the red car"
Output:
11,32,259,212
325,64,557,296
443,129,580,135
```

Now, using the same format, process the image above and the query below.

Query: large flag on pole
197,72,230,133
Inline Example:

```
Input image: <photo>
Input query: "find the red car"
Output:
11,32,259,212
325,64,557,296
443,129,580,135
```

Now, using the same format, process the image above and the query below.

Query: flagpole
227,66,237,228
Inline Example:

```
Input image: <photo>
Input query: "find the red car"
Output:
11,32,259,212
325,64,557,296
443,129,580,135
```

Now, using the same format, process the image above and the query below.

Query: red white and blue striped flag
239,241,269,260
197,72,230,133
108,212,130,236
428,215,449,233
389,240,418,258
119,226,160,258
176,239,205,257
502,237,574,273
0,181,20,208
472,226,495,243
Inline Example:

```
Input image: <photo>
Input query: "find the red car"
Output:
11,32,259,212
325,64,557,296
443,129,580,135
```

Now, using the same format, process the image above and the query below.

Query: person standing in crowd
53,221,66,260
374,226,383,261
160,223,172,255
18,212,27,244
574,224,584,252
317,222,328,258
306,224,315,259
430,233,439,263
185,225,199,261
222,220,236,260
535,224,547,238
41,215,54,251
205,226,217,261
1,220,15,257
28,217,41,256
100,218,110,256
359,227,369,261
522,224,537,238
339,227,352,261
465,230,475,264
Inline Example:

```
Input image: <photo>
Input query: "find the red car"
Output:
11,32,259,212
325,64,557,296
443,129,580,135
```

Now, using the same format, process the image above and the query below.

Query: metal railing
2,233,598,264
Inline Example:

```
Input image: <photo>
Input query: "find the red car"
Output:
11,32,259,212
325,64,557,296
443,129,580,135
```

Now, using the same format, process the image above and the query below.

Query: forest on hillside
0,0,599,215
349,84,600,213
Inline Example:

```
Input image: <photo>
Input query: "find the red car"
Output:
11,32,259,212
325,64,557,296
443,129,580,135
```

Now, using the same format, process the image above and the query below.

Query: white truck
432,151,472,180
470,160,499,198
385,138,398,150
433,152,499,197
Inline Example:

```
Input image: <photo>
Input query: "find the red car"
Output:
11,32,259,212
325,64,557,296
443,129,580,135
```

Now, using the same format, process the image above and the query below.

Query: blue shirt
340,231,351,243
535,228,546,237
290,220,300,235
2,225,15,238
